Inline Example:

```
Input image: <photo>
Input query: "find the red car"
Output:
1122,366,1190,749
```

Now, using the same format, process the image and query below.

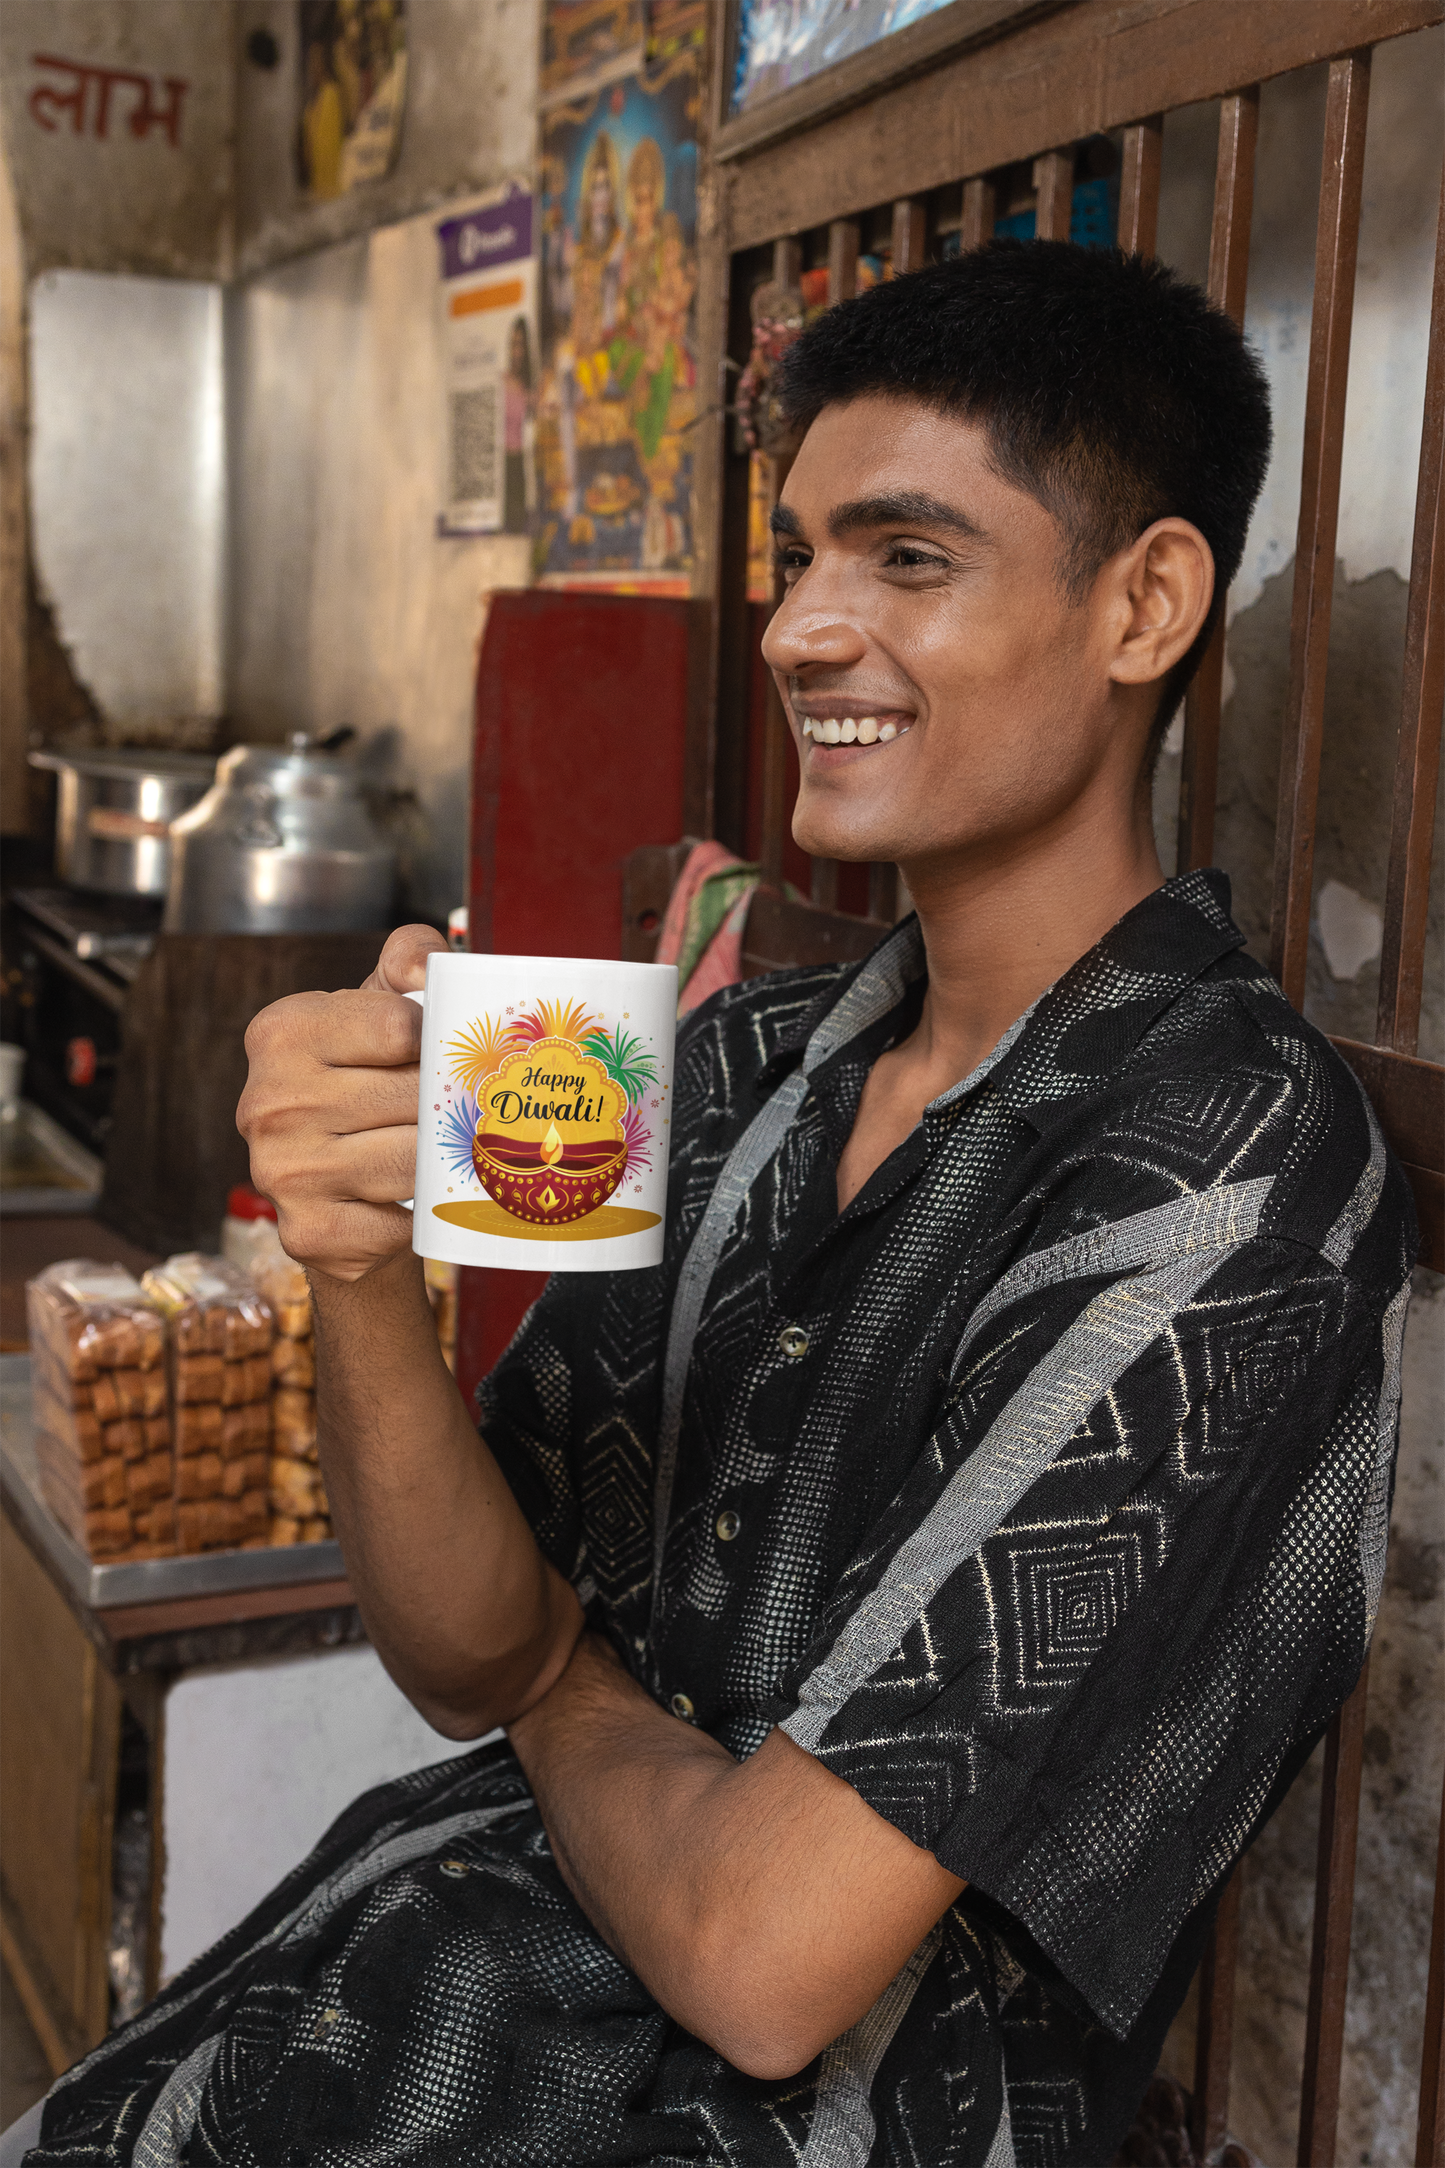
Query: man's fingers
364,924,449,994
265,1125,420,1207
245,987,423,1074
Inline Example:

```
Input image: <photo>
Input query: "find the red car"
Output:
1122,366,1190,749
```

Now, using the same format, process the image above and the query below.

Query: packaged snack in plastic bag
141,1254,273,1552
26,1261,174,1558
256,1253,330,1545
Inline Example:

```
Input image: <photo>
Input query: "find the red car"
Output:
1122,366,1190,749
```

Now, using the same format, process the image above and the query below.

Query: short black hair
778,240,1272,737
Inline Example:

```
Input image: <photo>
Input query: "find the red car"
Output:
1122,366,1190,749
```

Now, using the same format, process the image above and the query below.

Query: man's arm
238,926,584,1736
507,1634,964,2081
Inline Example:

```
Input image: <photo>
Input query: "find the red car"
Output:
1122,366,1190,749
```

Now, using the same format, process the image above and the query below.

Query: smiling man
22,243,1416,2168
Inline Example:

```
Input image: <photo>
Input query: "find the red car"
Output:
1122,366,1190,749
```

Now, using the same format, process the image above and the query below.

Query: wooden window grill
693,0,1445,2157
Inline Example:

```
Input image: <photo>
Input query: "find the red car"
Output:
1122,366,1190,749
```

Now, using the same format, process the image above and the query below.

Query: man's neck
898,806,1165,1090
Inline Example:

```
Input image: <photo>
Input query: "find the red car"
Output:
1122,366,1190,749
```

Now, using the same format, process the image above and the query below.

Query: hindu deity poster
535,59,701,588
297,0,407,200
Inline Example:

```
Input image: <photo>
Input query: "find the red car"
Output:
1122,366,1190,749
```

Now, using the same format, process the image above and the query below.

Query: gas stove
12,887,161,978
5,889,162,1156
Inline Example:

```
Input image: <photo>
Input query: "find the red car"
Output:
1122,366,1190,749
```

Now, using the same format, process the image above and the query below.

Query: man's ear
1106,519,1215,690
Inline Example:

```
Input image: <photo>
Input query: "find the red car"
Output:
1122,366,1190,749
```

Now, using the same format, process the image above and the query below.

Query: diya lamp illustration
470,1035,631,1225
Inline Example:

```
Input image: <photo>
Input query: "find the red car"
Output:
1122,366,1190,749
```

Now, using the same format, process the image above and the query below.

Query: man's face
762,395,1144,875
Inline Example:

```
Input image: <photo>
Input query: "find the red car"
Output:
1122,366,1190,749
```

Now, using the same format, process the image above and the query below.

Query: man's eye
772,547,811,580
886,543,948,571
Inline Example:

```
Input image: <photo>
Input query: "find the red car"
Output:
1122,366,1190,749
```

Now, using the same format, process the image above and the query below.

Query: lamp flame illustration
540,1120,564,1168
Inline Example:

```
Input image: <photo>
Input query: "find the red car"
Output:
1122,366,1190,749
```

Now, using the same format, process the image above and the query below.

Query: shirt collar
754,869,1246,1125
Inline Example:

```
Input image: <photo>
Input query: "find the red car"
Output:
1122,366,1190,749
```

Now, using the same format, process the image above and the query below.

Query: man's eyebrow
828,490,984,541
768,503,803,538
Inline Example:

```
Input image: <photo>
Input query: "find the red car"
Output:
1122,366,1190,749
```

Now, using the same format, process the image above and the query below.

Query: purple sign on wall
437,192,533,281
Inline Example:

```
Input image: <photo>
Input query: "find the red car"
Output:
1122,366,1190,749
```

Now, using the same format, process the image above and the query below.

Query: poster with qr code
437,186,537,535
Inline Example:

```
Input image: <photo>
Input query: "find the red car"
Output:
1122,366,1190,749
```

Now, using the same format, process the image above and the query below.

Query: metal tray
0,1355,345,1610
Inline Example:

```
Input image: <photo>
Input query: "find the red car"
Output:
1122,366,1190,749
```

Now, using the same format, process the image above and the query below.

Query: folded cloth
655,840,760,1012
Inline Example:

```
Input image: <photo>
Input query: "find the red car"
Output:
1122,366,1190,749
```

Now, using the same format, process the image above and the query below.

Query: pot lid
30,747,218,783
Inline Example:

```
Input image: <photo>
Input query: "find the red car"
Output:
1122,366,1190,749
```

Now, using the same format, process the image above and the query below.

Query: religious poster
298,0,408,201
437,188,538,535
535,60,701,589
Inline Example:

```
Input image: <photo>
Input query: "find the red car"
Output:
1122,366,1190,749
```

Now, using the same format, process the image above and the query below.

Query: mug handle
400,987,425,1212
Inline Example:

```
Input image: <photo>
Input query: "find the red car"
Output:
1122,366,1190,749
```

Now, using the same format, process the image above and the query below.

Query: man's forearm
506,1635,961,2078
311,1249,583,1734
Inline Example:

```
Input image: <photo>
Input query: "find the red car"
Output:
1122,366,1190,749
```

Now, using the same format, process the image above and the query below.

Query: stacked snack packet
258,1253,330,1543
26,1261,173,1558
140,1254,273,1551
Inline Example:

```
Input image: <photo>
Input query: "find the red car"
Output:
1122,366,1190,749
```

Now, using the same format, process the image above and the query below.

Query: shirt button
670,1692,695,1721
715,1509,741,1542
777,1324,810,1360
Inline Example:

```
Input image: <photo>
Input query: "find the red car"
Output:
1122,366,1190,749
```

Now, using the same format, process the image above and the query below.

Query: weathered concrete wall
28,269,226,736
1147,27,1444,2164
234,0,538,278
0,0,235,280
224,193,533,920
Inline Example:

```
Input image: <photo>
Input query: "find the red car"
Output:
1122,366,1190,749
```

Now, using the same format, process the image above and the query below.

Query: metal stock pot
163,736,397,934
30,748,218,898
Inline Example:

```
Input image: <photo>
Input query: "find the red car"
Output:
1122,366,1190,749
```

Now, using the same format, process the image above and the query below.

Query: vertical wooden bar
1269,52,1371,1008
1033,149,1074,241
1192,1869,1242,2158
1418,1762,1445,2168
1298,1661,1371,2167
757,237,804,894
960,176,997,251
1377,156,1445,1056
828,218,860,303
1176,85,1260,874
805,222,858,904
1117,115,1163,257
712,244,766,852
891,196,928,275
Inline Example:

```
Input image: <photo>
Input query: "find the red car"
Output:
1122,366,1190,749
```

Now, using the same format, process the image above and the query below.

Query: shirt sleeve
772,1225,1410,2039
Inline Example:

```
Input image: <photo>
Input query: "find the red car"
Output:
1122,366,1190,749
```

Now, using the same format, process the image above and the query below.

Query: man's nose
760,583,868,677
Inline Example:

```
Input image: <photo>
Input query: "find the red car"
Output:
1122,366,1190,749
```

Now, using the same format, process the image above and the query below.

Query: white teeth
857,717,879,744
839,718,858,743
878,721,898,741
800,717,815,739
821,718,842,745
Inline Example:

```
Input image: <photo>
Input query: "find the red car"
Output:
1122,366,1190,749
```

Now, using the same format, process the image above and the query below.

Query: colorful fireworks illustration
511,997,601,1046
439,1090,481,1184
621,1100,653,1175
581,1023,658,1104
445,1013,525,1095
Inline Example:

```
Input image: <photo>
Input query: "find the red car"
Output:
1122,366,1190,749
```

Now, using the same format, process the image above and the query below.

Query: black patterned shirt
483,869,1416,2165
35,872,1416,2168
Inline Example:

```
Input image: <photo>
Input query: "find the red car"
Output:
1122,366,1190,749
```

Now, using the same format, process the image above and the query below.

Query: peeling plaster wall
234,0,538,278
1147,28,1444,2165
0,0,234,280
225,192,533,921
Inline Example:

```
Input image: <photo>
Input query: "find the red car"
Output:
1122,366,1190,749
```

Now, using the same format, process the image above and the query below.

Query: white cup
0,1042,24,1112
406,953,678,1272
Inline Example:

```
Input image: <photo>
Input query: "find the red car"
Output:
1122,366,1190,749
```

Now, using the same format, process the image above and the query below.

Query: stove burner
12,888,161,963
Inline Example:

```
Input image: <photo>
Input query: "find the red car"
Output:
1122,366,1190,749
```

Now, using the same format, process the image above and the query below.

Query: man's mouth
796,714,913,746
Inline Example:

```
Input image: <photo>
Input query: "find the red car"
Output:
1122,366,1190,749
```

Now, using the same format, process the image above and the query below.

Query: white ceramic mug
406,953,678,1272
